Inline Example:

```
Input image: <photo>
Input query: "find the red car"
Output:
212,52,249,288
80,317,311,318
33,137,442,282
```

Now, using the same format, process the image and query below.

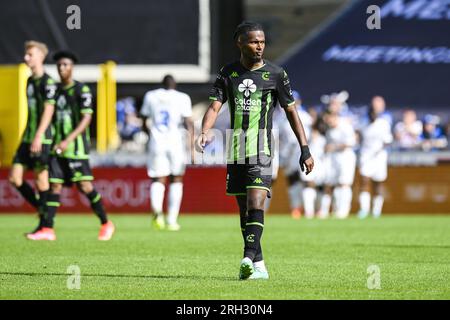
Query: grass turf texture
0,214,449,299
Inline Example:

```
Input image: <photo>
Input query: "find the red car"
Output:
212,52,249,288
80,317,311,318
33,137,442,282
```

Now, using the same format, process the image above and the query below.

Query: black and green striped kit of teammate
44,81,108,228
209,60,296,263
12,73,56,222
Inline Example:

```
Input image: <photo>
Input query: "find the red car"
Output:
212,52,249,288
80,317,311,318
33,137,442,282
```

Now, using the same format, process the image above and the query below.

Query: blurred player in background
274,90,312,219
141,75,194,231
197,22,313,280
9,41,56,235
357,103,393,219
27,51,115,241
319,110,356,219
301,121,327,218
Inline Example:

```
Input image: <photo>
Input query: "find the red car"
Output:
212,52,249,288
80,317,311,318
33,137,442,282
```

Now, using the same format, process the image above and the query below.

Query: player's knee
51,183,63,194
373,182,383,195
153,177,167,184
35,179,49,192
306,181,315,188
247,194,265,210
78,181,93,194
170,175,183,183
287,173,300,185
8,174,22,187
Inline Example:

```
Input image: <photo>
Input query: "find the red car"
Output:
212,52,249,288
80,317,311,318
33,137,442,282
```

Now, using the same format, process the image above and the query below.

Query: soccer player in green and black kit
9,41,56,237
28,51,115,241
197,22,314,280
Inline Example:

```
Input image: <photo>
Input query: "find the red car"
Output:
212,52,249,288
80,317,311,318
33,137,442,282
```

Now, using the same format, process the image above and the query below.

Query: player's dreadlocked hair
233,21,264,41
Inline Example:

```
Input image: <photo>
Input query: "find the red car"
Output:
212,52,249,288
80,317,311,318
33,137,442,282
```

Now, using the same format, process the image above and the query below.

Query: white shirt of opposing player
325,120,357,186
359,117,393,181
360,117,393,158
326,120,356,152
141,88,192,151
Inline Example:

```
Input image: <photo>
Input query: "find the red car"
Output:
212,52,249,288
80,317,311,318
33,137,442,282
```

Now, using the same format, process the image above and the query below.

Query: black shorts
226,163,273,197
49,156,93,186
12,142,51,170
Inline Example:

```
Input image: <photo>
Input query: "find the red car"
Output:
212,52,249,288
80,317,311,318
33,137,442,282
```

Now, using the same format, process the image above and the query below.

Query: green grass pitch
0,214,449,299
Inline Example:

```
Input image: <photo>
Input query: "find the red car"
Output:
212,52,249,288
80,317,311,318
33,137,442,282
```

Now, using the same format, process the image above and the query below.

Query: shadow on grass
0,271,235,281
352,243,450,249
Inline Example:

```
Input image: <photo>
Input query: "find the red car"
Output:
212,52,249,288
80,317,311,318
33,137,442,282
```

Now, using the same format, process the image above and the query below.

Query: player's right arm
197,100,223,152
196,68,227,152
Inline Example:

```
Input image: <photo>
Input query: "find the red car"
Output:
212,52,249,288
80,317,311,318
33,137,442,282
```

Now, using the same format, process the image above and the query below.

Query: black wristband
301,145,311,158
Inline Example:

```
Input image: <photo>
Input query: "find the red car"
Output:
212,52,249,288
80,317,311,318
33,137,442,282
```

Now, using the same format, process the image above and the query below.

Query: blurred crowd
114,92,449,154
296,92,449,152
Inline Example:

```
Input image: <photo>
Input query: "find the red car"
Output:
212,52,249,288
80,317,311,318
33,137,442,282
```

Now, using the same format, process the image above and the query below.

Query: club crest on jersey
262,71,270,81
238,79,257,97
57,95,67,109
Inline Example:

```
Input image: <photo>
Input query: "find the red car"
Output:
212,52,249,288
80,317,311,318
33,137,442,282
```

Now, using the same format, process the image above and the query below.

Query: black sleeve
79,84,94,114
43,77,57,105
208,67,227,104
276,68,295,108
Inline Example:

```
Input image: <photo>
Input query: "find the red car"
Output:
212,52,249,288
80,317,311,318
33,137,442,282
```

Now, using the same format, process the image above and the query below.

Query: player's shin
16,182,39,208
372,195,384,218
37,190,50,227
288,181,302,210
359,191,371,217
303,187,317,218
86,190,108,224
318,193,331,218
167,182,183,225
336,186,352,218
150,181,165,216
43,193,60,228
243,209,264,261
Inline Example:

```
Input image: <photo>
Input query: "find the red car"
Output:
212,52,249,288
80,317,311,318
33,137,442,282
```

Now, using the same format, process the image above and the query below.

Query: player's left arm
30,103,55,154
277,69,313,174
54,114,92,153
30,79,57,154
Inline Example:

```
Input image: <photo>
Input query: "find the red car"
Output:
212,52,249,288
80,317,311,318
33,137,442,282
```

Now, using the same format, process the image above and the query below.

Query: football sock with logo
240,211,264,262
243,209,264,261
16,182,38,208
85,190,108,224
43,193,60,228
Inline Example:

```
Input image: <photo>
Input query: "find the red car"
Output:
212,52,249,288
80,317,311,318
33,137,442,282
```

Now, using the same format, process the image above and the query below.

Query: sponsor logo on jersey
236,79,261,112
235,97,261,111
238,79,257,97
